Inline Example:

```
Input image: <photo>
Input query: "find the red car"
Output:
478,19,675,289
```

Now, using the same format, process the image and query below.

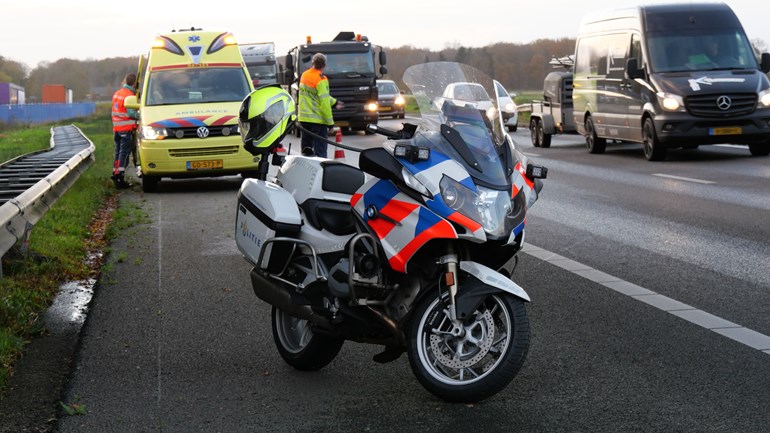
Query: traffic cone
333,128,345,160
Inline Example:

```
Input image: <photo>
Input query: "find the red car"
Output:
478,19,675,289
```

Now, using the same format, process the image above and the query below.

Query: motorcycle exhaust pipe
249,269,332,329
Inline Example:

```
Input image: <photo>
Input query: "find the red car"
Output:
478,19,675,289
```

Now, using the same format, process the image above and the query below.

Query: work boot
111,173,132,189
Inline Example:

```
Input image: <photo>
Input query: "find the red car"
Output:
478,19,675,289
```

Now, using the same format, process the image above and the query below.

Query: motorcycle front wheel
271,307,344,371
407,292,529,403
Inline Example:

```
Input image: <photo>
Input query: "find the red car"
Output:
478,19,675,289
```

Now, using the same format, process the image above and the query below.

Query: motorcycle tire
407,292,529,403
271,307,344,371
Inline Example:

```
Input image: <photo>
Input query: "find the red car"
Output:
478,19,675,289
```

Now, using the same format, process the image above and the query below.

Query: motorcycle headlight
656,92,685,112
140,126,168,140
439,176,511,236
759,89,770,108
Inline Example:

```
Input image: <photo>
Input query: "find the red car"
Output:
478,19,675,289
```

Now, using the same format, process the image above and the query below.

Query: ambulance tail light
208,32,238,54
152,36,184,55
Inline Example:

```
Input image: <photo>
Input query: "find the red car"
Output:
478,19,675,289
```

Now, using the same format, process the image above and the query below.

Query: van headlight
394,95,405,106
140,126,168,140
656,92,685,112
759,89,770,108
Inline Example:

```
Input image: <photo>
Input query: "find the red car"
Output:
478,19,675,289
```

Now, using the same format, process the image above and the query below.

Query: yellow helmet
238,85,295,155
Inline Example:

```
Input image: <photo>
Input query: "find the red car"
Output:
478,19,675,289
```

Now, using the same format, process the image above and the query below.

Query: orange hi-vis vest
298,67,337,126
112,86,138,132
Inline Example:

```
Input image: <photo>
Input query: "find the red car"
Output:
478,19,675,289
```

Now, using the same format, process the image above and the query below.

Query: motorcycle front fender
454,261,530,322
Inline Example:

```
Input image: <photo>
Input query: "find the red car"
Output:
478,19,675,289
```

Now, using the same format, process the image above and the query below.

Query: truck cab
240,42,278,87
281,32,387,134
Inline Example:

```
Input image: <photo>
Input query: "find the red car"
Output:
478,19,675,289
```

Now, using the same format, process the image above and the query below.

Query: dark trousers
300,122,329,158
113,131,134,174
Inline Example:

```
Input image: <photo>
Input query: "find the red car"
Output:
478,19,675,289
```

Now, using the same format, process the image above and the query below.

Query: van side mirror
123,95,139,110
625,58,644,80
761,53,770,74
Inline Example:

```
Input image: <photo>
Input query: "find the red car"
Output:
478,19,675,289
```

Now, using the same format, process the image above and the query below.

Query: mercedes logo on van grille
196,126,210,138
716,95,732,111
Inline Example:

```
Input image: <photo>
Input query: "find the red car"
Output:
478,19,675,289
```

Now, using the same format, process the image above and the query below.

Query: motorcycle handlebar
365,123,401,138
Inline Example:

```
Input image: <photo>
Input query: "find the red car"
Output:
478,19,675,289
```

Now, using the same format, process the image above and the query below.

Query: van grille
169,146,241,158
686,93,757,118
167,125,239,139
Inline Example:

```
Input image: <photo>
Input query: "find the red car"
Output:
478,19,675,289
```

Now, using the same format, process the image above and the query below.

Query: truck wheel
585,116,606,154
642,117,666,161
530,118,541,147
748,143,770,156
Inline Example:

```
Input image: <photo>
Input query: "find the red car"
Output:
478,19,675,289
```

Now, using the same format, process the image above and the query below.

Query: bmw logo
196,126,210,138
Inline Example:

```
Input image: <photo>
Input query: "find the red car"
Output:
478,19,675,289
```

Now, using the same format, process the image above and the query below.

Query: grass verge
0,103,118,390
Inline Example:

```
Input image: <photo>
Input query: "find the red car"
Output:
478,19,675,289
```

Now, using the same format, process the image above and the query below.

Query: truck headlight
366,102,378,112
656,92,685,112
759,89,770,108
140,126,168,140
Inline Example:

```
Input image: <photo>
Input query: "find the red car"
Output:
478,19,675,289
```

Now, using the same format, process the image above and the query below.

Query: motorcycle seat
320,161,365,195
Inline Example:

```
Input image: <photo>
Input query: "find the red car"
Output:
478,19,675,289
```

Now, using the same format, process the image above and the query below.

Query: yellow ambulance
124,28,255,192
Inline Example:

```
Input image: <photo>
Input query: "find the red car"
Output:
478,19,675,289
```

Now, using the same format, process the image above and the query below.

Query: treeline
2,39,577,102
0,56,137,103
382,38,576,92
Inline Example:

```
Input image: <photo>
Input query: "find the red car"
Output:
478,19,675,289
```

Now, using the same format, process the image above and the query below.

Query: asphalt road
55,118,770,432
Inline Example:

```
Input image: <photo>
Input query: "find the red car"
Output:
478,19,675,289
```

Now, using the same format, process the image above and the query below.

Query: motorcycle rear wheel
271,307,344,371
407,292,529,403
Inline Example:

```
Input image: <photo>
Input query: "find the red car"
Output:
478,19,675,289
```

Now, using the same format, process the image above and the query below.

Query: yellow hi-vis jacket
298,67,337,126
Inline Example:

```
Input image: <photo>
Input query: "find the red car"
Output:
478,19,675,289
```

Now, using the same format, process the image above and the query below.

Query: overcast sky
3,0,768,71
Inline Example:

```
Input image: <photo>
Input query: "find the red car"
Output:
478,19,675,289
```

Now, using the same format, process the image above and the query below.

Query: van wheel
530,118,541,147
748,143,770,156
585,116,606,154
642,117,667,161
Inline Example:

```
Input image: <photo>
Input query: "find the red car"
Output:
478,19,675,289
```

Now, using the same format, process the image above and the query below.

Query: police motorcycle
234,62,546,402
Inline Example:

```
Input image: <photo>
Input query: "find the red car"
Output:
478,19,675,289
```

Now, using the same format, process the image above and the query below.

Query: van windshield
146,67,251,106
647,29,758,73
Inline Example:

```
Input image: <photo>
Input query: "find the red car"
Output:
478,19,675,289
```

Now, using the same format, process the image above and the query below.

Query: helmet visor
240,99,286,146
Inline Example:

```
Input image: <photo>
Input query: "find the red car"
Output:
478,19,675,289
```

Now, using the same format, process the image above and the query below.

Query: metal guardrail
0,125,95,273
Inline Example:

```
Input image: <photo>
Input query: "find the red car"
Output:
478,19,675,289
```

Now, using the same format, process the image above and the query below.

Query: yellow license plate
709,127,742,136
380,107,391,111
187,160,223,170
335,121,350,127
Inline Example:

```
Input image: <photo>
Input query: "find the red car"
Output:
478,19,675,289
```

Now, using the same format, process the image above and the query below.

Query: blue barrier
0,103,97,125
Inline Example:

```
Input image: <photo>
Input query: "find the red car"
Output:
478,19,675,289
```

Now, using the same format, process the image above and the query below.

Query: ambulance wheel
142,175,159,193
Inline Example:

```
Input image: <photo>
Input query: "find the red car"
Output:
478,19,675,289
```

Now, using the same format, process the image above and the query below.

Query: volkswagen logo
196,126,210,138
716,95,732,111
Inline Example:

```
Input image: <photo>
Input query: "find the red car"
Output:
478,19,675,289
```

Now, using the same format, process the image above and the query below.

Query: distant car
495,82,518,132
376,79,405,119
434,82,494,112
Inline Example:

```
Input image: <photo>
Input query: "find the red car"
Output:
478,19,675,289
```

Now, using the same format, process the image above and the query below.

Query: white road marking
652,173,715,184
523,244,770,355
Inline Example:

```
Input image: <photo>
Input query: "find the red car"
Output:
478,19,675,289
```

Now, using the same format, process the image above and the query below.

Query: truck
528,56,576,148
0,82,25,104
42,84,72,103
280,31,387,134
239,42,278,87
